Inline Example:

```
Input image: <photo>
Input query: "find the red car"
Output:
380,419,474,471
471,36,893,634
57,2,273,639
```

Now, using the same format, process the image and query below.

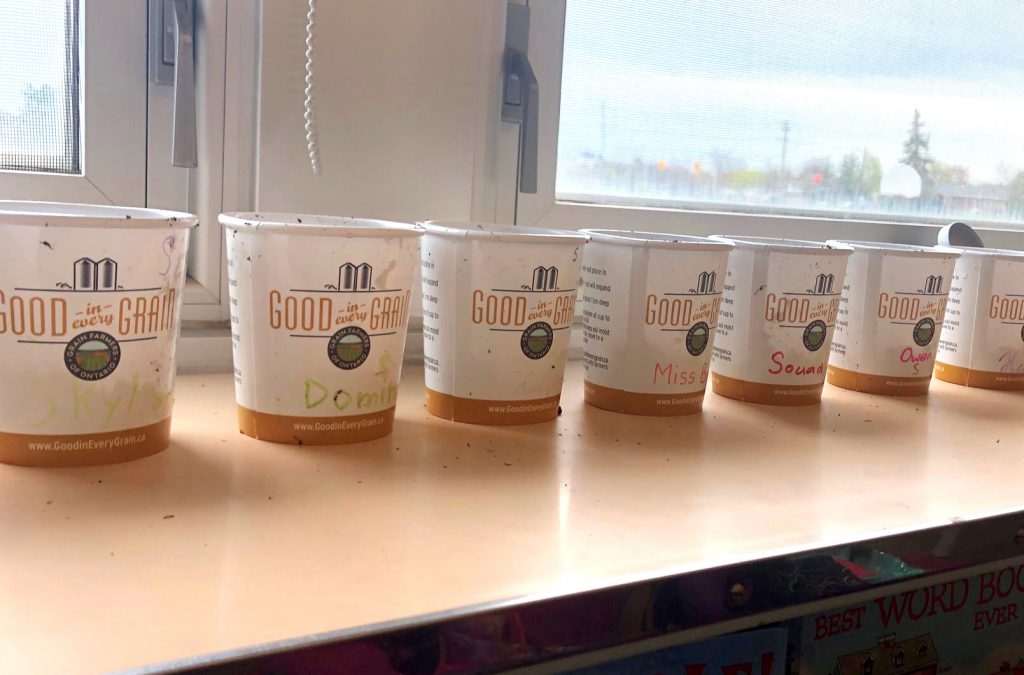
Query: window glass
557,0,1024,226
0,0,80,174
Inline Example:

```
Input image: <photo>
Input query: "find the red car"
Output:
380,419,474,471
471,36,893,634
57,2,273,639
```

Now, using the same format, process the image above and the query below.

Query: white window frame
171,0,258,323
509,0,1024,251
0,0,258,330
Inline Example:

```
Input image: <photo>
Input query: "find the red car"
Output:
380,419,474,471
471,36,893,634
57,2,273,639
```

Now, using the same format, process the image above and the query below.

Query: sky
0,0,73,158
0,1,67,114
558,0,1024,184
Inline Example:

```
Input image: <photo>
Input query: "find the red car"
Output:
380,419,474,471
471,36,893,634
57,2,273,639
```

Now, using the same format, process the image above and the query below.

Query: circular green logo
64,331,121,381
686,321,710,356
802,320,828,352
913,317,936,347
521,321,554,359
328,326,371,370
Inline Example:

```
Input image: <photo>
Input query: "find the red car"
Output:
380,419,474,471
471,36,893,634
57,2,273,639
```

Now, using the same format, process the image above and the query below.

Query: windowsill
2,363,1023,672
555,193,1024,233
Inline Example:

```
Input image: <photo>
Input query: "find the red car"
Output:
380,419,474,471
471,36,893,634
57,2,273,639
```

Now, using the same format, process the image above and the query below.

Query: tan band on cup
934,362,1024,390
827,365,932,396
0,417,171,467
237,405,395,444
584,380,703,416
425,388,560,425
711,372,823,406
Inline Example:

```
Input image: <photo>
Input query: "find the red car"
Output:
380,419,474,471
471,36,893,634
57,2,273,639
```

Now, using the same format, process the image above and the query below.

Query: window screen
0,0,80,175
557,0,1024,227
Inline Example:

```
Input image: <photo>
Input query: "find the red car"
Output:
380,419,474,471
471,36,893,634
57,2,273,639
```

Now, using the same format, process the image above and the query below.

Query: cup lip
826,240,961,259
949,245,1024,260
421,221,589,244
220,212,424,237
0,200,196,229
580,229,733,251
710,234,853,254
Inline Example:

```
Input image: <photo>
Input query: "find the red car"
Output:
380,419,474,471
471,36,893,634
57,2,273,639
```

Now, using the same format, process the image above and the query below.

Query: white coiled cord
304,0,321,175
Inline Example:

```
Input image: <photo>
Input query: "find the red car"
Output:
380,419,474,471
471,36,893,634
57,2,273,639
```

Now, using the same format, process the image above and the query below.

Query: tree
860,153,882,195
996,162,1017,184
901,109,932,193
798,157,833,195
838,153,859,195
1009,171,1024,209
837,151,882,198
709,149,745,178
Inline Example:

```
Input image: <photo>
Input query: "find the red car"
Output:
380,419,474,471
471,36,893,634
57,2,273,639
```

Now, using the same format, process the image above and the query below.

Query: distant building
933,182,1009,215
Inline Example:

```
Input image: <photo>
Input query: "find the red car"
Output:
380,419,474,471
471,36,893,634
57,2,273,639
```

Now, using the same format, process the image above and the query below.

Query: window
0,1,257,328
0,0,79,174
0,0,146,206
555,0,1024,228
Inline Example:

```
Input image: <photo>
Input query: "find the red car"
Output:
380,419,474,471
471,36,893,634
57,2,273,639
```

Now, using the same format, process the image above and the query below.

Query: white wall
256,0,506,224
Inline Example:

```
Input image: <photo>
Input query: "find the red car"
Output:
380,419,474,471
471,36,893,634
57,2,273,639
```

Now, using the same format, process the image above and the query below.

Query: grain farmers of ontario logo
0,257,179,381
471,265,577,360
520,267,558,359
66,258,124,380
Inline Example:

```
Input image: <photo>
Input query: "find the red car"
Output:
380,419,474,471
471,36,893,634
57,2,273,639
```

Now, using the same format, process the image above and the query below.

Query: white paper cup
421,222,587,425
578,230,732,415
0,201,194,467
825,241,960,395
709,236,853,405
934,246,1024,390
222,213,423,444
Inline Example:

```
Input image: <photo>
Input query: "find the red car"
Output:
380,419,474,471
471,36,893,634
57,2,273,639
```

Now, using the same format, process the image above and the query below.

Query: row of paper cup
1,202,1023,466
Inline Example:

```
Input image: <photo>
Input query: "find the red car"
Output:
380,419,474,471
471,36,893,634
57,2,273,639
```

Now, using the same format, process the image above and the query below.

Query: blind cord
304,0,321,175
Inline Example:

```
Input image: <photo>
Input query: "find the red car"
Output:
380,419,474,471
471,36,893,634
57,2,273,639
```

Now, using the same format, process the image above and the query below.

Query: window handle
502,3,538,194
170,0,197,168
503,49,539,194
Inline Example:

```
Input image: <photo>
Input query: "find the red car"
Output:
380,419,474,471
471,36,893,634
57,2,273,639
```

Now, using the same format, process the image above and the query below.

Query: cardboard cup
579,230,732,415
825,241,959,395
421,222,587,425
934,246,1024,390
0,201,194,467
709,236,853,405
222,213,423,444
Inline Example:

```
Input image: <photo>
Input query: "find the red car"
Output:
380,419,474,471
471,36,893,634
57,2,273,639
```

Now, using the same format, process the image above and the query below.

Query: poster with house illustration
794,561,1024,674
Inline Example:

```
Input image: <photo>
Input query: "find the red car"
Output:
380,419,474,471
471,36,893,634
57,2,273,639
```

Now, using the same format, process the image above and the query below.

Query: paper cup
826,241,960,395
578,230,732,415
421,222,587,425
709,236,853,405
0,201,194,467
222,213,423,444
934,246,1024,390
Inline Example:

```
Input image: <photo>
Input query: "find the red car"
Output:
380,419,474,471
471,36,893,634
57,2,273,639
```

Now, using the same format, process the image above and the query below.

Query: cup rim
580,229,733,250
711,234,853,254
421,221,589,243
220,212,424,237
946,245,1024,259
0,201,196,229
826,240,961,259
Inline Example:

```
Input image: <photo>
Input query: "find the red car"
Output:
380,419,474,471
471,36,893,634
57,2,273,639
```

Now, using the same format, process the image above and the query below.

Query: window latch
501,3,538,194
150,0,197,168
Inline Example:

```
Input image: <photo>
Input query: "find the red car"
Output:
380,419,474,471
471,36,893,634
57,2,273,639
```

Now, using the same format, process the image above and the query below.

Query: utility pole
857,146,868,198
777,121,790,196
